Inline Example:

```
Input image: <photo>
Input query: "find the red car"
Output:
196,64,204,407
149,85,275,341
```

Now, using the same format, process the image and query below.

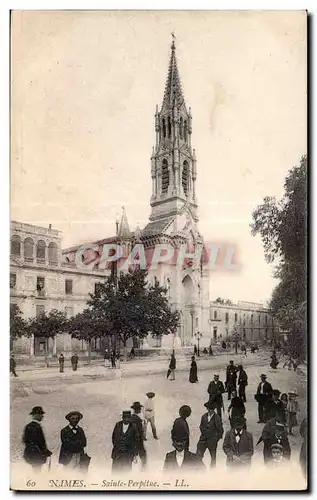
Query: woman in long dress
189,356,198,383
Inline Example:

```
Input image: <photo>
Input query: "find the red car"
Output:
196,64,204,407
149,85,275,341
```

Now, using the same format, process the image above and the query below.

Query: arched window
24,238,34,261
162,118,166,138
168,116,172,138
184,120,188,141
36,240,46,260
48,242,58,264
179,117,183,139
161,159,169,194
11,235,21,256
182,161,189,196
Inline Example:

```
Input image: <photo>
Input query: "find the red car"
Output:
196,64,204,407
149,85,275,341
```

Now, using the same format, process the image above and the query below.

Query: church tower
149,39,198,225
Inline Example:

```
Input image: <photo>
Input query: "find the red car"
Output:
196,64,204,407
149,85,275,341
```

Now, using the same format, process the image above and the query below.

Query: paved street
10,351,307,490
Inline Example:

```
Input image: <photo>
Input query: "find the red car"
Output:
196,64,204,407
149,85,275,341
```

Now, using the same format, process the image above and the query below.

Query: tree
250,155,307,358
10,304,27,345
27,309,68,367
67,309,111,363
87,268,180,360
215,297,225,304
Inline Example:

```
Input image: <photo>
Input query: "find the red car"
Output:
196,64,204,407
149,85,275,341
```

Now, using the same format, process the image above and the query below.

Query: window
258,315,261,325
182,161,189,196
213,327,217,340
168,116,172,138
162,118,166,138
24,238,34,261
243,314,246,325
48,242,58,264
179,117,183,139
10,273,16,289
11,235,21,256
161,159,169,194
265,316,268,325
225,312,229,323
65,306,74,318
251,314,253,324
65,279,73,295
36,240,46,260
37,277,45,296
213,310,217,320
234,313,238,323
36,304,45,317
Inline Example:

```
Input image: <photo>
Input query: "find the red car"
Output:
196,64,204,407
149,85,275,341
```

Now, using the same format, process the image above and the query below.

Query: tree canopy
10,304,27,341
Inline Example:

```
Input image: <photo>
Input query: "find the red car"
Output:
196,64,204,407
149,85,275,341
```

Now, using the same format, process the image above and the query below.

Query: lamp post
194,329,203,357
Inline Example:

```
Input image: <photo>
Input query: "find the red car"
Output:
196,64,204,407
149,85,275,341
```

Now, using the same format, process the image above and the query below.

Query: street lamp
194,329,203,357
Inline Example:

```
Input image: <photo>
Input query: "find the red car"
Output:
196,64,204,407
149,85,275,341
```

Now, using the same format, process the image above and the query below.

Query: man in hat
223,416,254,468
111,410,139,473
255,374,273,423
226,360,238,400
10,353,17,377
171,405,191,451
196,400,223,467
258,420,291,463
58,411,87,469
131,402,147,469
207,374,225,420
58,353,64,373
237,365,248,402
71,352,78,371
163,437,204,472
264,389,286,424
23,406,52,472
144,392,158,440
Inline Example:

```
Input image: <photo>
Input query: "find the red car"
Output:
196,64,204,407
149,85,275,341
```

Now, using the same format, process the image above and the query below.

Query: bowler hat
131,401,143,410
179,405,192,418
146,392,155,398
65,411,83,421
30,406,45,416
260,374,267,378
204,401,217,410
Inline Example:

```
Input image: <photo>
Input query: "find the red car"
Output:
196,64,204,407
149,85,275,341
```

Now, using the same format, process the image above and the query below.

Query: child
143,392,158,440
287,390,300,435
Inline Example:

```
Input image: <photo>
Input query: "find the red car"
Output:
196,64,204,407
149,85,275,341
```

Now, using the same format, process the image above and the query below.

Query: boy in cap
223,416,254,468
196,400,223,467
171,405,192,451
144,392,158,440
58,411,87,469
111,410,139,473
131,402,146,469
23,406,52,472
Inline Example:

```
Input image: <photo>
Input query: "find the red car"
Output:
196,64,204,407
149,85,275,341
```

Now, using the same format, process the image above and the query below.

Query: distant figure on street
189,356,198,383
143,392,158,440
104,349,109,368
223,416,254,468
131,402,146,469
71,353,78,371
241,344,247,357
196,401,223,467
111,410,139,473
203,347,208,357
264,389,286,424
222,341,227,350
167,352,176,381
23,406,52,473
58,353,64,373
299,418,307,479
258,420,291,464
163,437,204,472
254,374,273,423
270,351,279,370
208,345,213,356
10,354,17,377
111,351,116,369
228,390,246,428
171,405,191,451
287,390,300,435
226,360,238,400
129,347,135,359
237,365,248,402
194,344,198,356
58,411,87,469
208,374,225,420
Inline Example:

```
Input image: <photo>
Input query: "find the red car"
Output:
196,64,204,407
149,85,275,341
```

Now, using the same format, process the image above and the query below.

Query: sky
10,10,307,304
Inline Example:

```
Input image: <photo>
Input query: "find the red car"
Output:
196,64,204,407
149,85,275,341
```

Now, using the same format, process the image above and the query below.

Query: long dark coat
199,412,223,441
111,421,139,460
131,414,145,453
208,380,225,407
189,360,198,383
163,450,204,472
58,425,87,465
264,399,286,423
23,421,52,466
228,396,246,423
226,365,238,386
238,369,248,387
169,356,176,370
223,429,254,466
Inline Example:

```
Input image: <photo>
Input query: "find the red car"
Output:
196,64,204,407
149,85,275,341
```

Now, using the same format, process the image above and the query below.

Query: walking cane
47,456,51,472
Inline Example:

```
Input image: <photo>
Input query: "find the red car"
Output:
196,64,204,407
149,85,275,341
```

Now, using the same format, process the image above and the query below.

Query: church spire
162,38,184,108
117,206,130,240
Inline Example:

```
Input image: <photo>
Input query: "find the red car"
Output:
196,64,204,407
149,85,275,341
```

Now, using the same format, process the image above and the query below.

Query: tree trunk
45,338,49,368
235,341,238,355
87,339,91,364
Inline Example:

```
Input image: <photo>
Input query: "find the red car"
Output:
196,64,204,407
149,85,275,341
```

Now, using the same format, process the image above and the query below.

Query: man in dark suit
71,353,78,371
58,411,87,469
237,365,248,402
207,374,225,420
130,402,147,469
22,406,52,472
226,360,238,400
255,374,273,423
10,354,17,377
264,389,286,423
163,438,204,472
111,410,139,473
171,405,191,451
223,416,254,468
196,401,223,467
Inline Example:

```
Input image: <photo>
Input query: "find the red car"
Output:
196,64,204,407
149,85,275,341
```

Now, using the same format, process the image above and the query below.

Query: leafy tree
10,304,27,345
27,309,68,367
250,155,307,358
67,309,111,363
215,297,225,304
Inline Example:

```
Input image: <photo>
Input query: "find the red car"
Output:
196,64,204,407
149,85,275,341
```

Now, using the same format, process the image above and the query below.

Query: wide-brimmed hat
204,401,217,410
288,390,298,396
30,406,45,416
146,392,155,398
65,411,83,421
122,410,131,417
179,405,192,418
271,443,283,451
131,402,143,410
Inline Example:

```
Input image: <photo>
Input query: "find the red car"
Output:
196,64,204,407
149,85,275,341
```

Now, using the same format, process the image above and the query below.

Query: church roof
142,217,174,237
162,40,184,108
